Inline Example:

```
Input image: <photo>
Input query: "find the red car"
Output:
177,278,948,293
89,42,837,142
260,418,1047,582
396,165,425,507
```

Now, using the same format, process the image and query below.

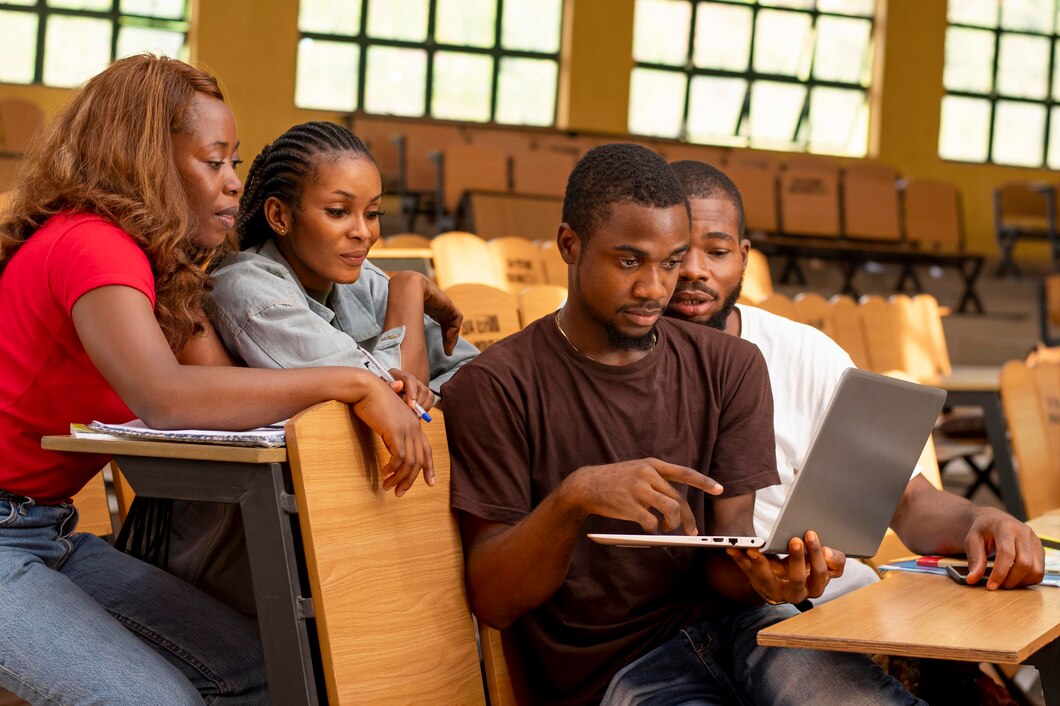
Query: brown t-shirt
443,314,778,705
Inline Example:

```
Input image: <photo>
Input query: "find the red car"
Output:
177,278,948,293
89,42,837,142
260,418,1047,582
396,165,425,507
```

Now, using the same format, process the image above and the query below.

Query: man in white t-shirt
665,160,1044,600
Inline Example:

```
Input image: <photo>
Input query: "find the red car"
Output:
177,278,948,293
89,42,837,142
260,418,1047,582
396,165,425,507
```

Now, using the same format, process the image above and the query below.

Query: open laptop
588,368,947,557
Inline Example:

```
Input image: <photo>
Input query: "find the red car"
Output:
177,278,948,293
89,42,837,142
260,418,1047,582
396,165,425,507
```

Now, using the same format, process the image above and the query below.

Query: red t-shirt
0,213,155,503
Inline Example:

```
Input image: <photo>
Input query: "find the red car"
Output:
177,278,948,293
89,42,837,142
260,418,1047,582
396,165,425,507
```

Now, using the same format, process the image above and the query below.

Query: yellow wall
1,0,1055,257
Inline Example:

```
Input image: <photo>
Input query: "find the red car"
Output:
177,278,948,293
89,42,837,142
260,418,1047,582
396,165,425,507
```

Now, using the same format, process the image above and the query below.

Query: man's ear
739,239,752,274
557,223,581,265
263,196,292,237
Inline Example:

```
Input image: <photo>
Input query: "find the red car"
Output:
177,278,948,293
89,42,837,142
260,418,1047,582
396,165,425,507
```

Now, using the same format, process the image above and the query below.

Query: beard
604,324,658,351
701,277,742,330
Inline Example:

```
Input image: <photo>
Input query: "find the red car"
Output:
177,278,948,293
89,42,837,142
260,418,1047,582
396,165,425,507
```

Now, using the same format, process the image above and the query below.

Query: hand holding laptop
727,531,846,605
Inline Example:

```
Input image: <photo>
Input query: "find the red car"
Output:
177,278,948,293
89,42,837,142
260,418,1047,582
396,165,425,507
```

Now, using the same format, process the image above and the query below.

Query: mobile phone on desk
946,565,984,586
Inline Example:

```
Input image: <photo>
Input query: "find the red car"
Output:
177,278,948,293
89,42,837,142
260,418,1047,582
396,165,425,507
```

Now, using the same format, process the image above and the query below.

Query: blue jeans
602,604,924,706
0,494,267,705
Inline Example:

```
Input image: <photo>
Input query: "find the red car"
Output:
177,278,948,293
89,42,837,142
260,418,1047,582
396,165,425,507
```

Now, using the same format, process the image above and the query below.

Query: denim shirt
207,240,478,395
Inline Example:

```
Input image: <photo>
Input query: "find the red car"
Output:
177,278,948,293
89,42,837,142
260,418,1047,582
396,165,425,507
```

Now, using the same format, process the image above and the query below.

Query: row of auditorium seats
995,182,1060,275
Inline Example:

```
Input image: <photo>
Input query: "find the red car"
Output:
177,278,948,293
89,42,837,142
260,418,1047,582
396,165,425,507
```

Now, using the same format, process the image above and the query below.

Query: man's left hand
726,531,845,605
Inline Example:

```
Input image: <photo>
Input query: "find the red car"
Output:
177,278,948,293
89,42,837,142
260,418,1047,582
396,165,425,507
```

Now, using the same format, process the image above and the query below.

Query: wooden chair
856,295,903,375
284,402,485,704
465,193,563,242
912,294,953,379
383,233,432,249
489,237,548,294
1041,274,1060,346
740,249,773,305
725,162,779,235
0,97,43,192
778,164,841,238
510,150,575,198
517,285,567,327
435,144,510,215
994,181,1060,276
901,178,963,254
430,231,502,289
842,162,901,242
792,292,833,336
398,122,467,194
754,293,798,320
828,295,871,370
1000,360,1060,519
444,284,522,351
71,471,115,537
480,625,530,706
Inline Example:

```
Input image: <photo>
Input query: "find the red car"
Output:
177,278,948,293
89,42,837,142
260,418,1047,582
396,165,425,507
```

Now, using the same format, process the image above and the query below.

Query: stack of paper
72,419,286,448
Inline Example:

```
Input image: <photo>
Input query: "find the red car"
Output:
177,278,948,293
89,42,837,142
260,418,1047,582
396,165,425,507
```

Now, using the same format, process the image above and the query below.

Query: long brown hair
0,54,230,351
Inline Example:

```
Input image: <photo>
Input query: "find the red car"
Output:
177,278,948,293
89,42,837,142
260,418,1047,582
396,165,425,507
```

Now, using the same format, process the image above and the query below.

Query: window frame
629,0,876,155
296,0,564,126
0,0,190,87
942,3,1060,168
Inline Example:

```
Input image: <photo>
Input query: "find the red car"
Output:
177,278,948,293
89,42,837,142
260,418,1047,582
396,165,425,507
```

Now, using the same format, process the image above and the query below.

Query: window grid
298,0,562,126
943,4,1060,167
631,0,874,154
0,0,190,87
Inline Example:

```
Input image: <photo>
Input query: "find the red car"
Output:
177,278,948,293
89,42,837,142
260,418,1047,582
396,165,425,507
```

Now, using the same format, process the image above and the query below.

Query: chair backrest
888,294,939,383
828,295,871,370
465,193,563,242
996,182,1054,231
480,624,531,706
444,284,522,350
1000,360,1060,519
740,249,773,304
489,237,548,293
857,295,903,374
1043,274,1060,345
901,178,963,253
510,150,575,198
400,122,467,192
517,285,567,327
725,163,779,235
285,402,486,705
438,144,510,212
912,293,953,378
71,470,114,537
778,165,840,237
383,233,432,249
842,162,901,241
431,231,502,289
539,239,568,287
754,292,798,320
792,292,832,336
0,98,44,152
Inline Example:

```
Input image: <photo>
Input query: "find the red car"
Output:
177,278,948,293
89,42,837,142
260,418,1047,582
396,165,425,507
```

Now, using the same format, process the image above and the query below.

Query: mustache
673,281,721,300
618,302,664,313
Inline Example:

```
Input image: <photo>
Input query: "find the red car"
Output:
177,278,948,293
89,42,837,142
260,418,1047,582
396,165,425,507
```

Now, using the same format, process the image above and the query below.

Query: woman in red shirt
0,55,432,704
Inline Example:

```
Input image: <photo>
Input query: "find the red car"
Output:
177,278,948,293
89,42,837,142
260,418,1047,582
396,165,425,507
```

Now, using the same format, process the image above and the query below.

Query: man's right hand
351,373,435,496
561,458,723,535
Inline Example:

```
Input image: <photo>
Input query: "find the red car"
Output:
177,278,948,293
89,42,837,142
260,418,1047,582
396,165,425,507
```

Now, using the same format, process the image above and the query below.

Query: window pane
496,57,557,126
1,0,37,5
992,100,1046,166
1054,39,1060,98
1001,0,1053,32
366,0,428,42
298,0,361,36
633,0,691,66
43,15,112,87
295,38,359,111
817,0,874,16
938,95,991,161
949,0,998,26
120,0,185,19
47,0,112,10
813,16,871,85
116,26,184,59
501,0,562,53
997,33,1049,99
1047,106,1060,168
435,0,496,48
432,51,493,122
760,0,814,9
807,87,867,156
747,80,806,146
0,11,38,84
628,67,687,137
753,9,813,77
692,3,752,72
364,45,427,116
686,76,747,145
943,27,995,93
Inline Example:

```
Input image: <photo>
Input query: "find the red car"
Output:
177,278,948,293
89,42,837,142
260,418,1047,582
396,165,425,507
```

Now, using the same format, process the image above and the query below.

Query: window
295,0,564,127
0,0,189,88
628,0,875,157
940,0,1060,168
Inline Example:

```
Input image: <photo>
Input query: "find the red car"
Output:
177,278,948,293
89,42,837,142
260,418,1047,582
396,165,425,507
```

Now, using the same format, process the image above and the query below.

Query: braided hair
236,121,373,250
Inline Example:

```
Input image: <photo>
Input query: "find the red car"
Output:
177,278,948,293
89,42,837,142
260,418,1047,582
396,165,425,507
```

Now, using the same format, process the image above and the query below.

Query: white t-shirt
736,303,886,601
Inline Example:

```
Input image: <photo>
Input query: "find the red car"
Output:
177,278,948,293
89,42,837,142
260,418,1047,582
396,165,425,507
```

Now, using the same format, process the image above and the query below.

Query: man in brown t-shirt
443,144,920,706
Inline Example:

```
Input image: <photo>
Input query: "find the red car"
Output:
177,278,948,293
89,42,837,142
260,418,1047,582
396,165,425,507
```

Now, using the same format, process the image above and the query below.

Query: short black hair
670,160,746,238
562,143,689,241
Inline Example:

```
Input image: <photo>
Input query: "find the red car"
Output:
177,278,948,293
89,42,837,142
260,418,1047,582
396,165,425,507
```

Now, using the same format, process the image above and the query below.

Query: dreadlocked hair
236,121,373,250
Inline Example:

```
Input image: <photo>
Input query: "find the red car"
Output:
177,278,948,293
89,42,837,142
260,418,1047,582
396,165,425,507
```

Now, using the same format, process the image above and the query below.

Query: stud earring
277,228,286,235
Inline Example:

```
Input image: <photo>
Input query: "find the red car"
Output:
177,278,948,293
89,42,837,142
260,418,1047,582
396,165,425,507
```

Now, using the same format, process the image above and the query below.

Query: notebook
588,368,947,557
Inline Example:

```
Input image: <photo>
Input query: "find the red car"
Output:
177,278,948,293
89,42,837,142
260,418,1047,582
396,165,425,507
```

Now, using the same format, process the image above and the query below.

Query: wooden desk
759,515,1060,703
42,436,320,705
368,248,434,277
936,365,1026,520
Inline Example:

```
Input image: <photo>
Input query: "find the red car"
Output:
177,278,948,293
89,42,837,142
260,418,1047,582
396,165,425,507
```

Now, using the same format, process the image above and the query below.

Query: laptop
588,368,946,557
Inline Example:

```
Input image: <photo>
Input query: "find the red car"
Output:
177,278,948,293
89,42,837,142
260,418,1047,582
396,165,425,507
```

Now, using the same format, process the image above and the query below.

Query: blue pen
359,347,432,423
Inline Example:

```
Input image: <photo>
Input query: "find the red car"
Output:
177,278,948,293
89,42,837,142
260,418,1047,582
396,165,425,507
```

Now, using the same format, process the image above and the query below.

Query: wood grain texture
758,571,1060,663
286,402,485,705
41,436,286,463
